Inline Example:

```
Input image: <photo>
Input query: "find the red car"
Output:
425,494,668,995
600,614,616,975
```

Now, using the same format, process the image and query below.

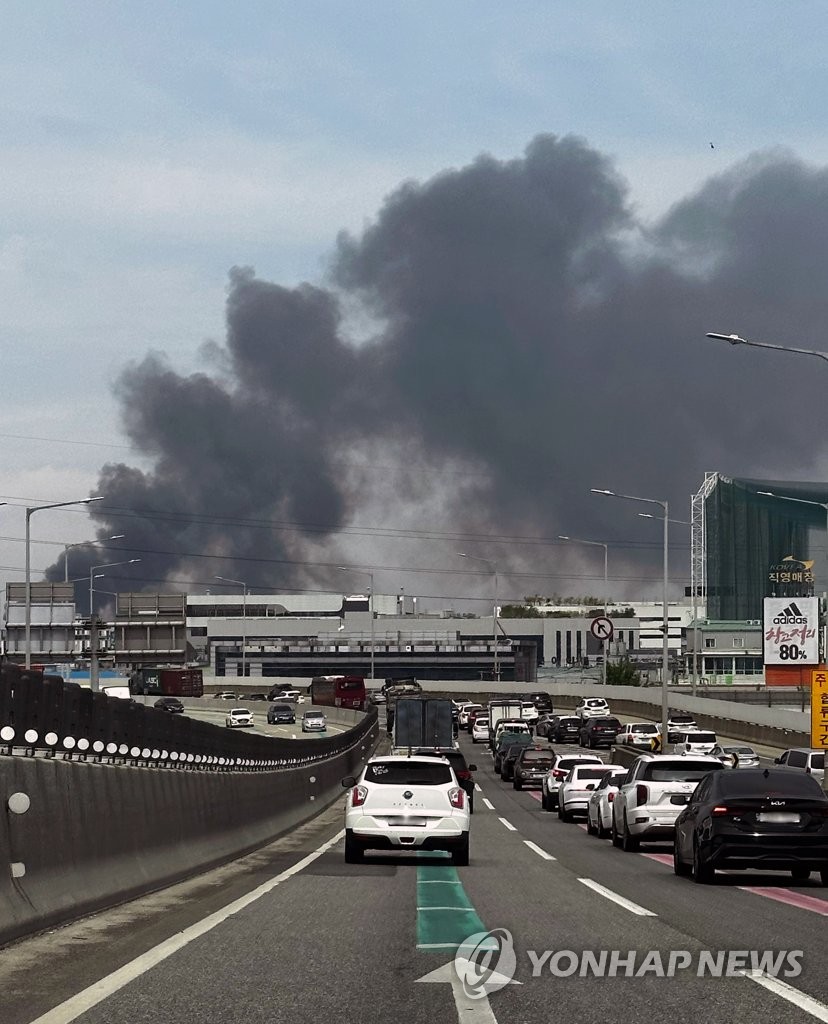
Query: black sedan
500,743,531,782
579,717,622,749
548,716,581,744
674,768,828,885
267,702,296,724
154,697,184,713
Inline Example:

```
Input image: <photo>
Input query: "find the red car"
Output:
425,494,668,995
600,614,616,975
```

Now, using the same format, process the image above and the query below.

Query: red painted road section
739,886,828,916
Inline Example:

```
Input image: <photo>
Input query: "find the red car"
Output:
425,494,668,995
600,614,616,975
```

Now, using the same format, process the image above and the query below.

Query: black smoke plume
47,135,828,608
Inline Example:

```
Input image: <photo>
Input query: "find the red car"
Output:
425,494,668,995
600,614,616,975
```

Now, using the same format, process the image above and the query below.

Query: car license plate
670,794,690,805
756,812,801,824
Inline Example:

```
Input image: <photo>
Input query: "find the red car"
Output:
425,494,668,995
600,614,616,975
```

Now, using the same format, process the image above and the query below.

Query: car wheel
586,812,596,835
469,796,474,815
673,841,691,877
597,816,609,840
559,802,571,823
621,815,639,852
514,778,522,790
471,737,477,743
344,830,364,864
791,867,811,882
820,869,828,887
452,834,470,866
542,789,552,812
611,816,622,848
692,840,714,884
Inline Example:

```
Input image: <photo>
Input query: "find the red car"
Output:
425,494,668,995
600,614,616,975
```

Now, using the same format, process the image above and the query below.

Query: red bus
310,675,366,711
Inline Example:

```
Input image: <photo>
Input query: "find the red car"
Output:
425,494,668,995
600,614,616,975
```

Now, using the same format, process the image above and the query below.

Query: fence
0,661,376,769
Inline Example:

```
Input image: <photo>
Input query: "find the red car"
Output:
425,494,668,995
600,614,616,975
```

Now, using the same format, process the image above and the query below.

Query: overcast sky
4,2,828,608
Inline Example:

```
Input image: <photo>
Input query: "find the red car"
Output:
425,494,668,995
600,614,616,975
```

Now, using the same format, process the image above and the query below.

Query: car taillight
553,769,567,779
449,787,465,809
712,806,730,816
351,785,368,807
456,769,472,780
636,784,649,804
607,792,615,802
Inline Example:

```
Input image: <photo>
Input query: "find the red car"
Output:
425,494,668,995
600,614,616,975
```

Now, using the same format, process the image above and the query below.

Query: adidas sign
773,602,808,625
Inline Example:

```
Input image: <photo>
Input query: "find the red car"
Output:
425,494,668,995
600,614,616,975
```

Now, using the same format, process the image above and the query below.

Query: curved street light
25,496,104,669
592,488,670,749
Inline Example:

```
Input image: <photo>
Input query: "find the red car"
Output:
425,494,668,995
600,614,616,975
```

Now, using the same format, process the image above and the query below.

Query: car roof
368,754,448,763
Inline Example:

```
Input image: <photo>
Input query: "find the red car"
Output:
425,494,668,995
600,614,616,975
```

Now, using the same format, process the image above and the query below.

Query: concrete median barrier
0,715,378,947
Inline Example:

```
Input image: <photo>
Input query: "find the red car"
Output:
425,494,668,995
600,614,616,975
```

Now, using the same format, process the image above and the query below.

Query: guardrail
0,662,376,769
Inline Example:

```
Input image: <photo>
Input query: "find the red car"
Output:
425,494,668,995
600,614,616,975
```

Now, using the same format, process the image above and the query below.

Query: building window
732,637,744,648
565,632,572,665
735,656,762,674
704,638,716,649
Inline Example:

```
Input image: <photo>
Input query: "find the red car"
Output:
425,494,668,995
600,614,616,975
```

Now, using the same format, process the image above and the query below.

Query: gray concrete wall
0,715,378,947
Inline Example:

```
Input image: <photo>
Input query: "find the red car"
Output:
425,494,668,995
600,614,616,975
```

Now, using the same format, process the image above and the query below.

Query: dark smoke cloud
47,135,828,607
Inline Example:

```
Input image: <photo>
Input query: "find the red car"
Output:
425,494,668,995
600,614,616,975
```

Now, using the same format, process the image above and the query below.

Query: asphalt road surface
2,733,827,1024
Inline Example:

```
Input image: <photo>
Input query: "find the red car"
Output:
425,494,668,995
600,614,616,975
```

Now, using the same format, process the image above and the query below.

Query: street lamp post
337,567,375,682
637,512,696,693
707,329,828,790
88,559,141,690
25,496,104,669
706,332,828,365
558,536,609,685
64,534,125,582
592,489,670,750
214,577,249,678
458,553,499,682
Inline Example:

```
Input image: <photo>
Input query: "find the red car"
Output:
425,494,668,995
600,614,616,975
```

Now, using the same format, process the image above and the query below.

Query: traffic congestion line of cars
469,692,828,887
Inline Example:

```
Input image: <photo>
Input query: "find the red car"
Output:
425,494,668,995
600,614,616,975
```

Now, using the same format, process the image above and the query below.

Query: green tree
606,658,641,686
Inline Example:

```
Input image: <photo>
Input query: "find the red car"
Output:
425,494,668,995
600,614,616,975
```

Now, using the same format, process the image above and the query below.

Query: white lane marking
482,798,495,810
577,878,657,917
746,971,828,1022
523,840,556,861
26,830,345,1024
498,817,517,832
419,879,462,885
416,959,502,1023
474,783,482,792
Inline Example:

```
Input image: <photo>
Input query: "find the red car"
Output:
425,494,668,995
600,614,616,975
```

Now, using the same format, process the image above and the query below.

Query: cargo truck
487,699,524,748
129,668,204,697
392,696,455,751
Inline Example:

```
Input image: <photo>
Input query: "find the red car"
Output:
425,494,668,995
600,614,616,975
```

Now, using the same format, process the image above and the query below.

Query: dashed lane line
578,878,657,917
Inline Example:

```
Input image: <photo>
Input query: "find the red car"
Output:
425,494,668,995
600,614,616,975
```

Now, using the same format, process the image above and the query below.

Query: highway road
182,701,350,739
2,730,827,1024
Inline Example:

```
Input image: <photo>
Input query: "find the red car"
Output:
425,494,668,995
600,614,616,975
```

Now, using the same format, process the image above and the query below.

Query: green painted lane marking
416,853,491,952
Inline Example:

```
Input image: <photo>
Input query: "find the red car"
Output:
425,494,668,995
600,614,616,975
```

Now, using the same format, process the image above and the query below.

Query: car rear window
642,761,722,782
559,717,580,726
364,761,453,785
812,753,825,769
629,724,654,733
558,757,598,770
686,733,716,743
717,771,826,798
522,750,552,762
575,768,613,780
594,719,621,728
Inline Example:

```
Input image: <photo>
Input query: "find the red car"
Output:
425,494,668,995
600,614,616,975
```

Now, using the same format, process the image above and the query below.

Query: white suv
541,753,602,810
471,717,490,743
342,755,471,864
611,754,723,850
576,697,610,720
674,731,717,756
